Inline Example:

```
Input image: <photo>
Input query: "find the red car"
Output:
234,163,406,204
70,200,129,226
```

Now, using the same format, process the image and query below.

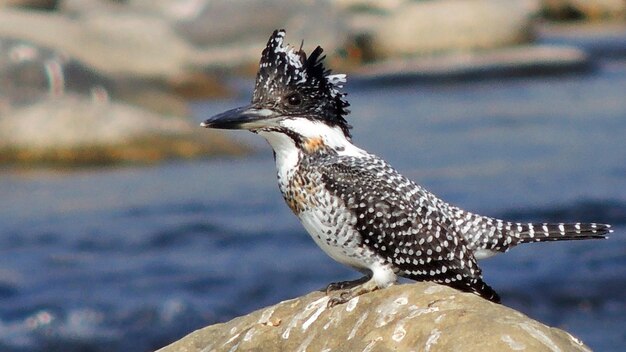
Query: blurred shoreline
1,0,625,167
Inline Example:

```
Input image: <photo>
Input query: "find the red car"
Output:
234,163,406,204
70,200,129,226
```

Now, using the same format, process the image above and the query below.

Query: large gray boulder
158,283,591,352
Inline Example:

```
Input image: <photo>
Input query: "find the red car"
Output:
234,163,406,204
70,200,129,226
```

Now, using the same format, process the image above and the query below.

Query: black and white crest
253,29,351,137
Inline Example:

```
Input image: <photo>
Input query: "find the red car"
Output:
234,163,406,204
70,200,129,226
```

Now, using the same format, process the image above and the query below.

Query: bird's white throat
257,118,365,182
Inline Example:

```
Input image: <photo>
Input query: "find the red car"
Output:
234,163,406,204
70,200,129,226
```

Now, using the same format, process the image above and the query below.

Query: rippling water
1,60,625,351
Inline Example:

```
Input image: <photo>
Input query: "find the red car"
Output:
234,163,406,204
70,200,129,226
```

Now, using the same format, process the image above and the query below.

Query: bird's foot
325,276,370,295
326,277,379,308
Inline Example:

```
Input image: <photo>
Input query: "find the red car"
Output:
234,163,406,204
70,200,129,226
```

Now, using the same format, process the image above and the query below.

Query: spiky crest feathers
254,29,351,138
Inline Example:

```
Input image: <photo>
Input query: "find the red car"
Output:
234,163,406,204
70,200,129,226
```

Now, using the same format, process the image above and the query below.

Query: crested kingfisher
202,29,611,306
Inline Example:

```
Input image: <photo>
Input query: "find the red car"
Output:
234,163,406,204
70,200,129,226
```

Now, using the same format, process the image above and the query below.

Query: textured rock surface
158,283,591,352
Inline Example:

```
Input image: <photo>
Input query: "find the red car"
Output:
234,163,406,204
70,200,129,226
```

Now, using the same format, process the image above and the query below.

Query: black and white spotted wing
318,155,501,302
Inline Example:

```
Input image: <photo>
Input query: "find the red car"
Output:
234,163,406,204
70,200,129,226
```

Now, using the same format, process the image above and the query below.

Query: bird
201,29,612,306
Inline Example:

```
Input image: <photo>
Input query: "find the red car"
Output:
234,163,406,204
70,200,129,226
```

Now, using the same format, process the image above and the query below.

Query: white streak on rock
434,313,446,324
257,307,276,324
323,308,342,330
375,295,408,327
227,342,240,352
392,322,406,342
565,332,590,351
424,285,445,294
296,333,315,352
224,332,241,346
346,296,360,312
394,296,408,305
243,328,256,342
283,296,329,339
407,305,439,319
501,334,526,350
302,298,329,331
362,336,383,352
425,329,441,352
518,323,562,352
348,312,369,340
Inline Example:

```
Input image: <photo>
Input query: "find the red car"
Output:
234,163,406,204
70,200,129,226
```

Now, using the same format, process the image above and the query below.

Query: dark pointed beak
201,105,278,130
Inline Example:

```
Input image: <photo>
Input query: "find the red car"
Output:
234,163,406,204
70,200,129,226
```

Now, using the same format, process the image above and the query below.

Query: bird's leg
325,275,370,294
326,276,379,308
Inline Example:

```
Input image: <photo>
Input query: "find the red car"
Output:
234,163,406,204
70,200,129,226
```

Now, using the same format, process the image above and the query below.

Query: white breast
257,118,376,271
298,207,370,271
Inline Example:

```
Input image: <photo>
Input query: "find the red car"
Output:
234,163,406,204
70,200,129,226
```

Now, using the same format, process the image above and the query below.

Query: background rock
0,37,111,106
57,0,345,73
542,0,626,21
1,0,619,167
368,0,540,58
0,8,198,80
352,45,591,85
0,0,57,10
0,2,346,97
0,37,245,166
158,283,592,352
2,1,604,90
0,94,247,166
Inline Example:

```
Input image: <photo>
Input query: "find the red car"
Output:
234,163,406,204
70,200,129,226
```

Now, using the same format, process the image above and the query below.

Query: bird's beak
201,105,278,130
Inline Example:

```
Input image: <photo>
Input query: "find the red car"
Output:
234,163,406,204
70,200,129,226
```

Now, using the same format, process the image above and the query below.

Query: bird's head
202,29,352,150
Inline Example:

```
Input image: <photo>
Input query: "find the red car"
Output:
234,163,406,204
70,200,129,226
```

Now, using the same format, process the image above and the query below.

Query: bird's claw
325,276,380,308
325,276,370,295
325,281,353,294
327,291,353,308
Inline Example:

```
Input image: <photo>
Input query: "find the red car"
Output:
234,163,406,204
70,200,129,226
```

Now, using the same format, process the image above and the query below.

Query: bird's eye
286,93,302,106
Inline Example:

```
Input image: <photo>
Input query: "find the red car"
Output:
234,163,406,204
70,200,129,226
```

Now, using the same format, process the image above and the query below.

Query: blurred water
1,60,625,351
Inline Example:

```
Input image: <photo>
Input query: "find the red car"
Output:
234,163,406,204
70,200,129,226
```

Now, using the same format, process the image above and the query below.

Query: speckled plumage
202,30,612,304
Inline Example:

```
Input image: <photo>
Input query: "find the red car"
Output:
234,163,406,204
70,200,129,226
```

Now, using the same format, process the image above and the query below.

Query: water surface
1,60,625,351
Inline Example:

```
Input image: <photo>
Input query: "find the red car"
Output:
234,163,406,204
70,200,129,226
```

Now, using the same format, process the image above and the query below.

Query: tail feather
515,222,611,243
446,206,611,254
449,278,501,304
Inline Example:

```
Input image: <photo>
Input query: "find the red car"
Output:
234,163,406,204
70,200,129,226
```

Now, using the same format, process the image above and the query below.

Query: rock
157,283,592,352
0,36,222,112
0,36,248,166
334,0,404,12
165,0,343,50
0,94,247,166
542,0,626,21
351,45,591,85
0,37,112,106
60,0,344,51
57,0,345,69
0,8,199,80
355,0,540,59
0,4,346,97
0,0,57,10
